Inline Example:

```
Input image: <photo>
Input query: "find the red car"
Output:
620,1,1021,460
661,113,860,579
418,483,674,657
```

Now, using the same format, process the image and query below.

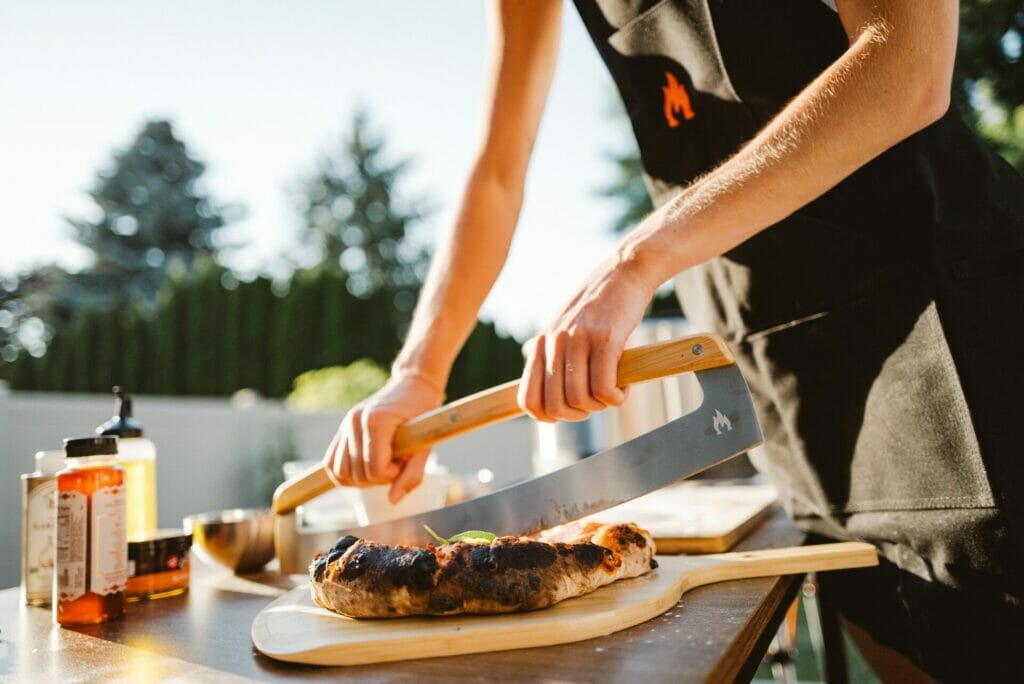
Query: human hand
518,249,657,422
322,374,445,504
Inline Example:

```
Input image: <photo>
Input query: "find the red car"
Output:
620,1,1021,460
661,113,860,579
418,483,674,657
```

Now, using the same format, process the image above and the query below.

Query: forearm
393,0,561,390
392,165,522,390
622,1,957,288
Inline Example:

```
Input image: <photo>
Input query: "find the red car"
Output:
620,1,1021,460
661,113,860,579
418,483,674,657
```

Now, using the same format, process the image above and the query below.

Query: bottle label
24,479,57,599
56,490,87,602
91,484,128,595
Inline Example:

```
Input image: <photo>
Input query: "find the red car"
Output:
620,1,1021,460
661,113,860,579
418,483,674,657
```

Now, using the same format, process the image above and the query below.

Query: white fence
0,390,534,590
0,319,742,591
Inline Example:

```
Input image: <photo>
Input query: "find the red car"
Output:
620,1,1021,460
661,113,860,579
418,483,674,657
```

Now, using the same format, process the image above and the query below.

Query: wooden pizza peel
252,541,877,666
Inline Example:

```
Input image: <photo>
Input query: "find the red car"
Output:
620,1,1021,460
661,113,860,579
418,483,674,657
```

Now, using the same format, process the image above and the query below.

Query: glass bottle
55,436,127,625
22,449,64,606
97,387,157,540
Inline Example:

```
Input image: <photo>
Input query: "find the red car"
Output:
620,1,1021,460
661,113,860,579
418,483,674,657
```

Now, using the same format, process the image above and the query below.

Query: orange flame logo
662,72,695,128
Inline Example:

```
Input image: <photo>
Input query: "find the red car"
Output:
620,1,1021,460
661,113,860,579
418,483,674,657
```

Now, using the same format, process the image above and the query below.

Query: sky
0,1,636,340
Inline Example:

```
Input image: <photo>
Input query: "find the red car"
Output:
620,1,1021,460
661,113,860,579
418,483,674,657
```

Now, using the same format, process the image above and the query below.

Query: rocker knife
271,334,763,570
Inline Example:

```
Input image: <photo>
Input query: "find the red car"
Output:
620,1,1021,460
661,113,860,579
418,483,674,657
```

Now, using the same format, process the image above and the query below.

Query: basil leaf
422,525,497,545
448,530,497,544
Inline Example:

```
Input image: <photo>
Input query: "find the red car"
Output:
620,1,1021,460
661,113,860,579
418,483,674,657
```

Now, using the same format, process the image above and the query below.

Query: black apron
574,0,1024,603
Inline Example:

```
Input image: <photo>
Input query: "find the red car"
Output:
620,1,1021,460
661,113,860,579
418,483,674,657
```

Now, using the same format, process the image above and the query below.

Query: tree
0,266,77,365
67,119,237,304
599,141,653,235
4,112,526,400
957,1,1024,173
447,320,525,399
296,110,428,329
598,110,680,316
957,1,1024,113
1,120,239,377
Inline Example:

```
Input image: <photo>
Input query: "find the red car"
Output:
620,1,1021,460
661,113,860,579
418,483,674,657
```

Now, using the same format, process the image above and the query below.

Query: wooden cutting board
587,481,778,554
252,541,876,666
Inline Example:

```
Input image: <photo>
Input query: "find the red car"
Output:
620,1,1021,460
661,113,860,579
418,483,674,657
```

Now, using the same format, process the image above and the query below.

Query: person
323,1,1024,678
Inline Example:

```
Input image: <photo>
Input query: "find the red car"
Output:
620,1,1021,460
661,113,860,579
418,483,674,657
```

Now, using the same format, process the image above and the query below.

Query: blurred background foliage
0,112,523,402
296,109,429,333
67,119,242,305
286,360,390,411
957,0,1024,171
1,1,1021,402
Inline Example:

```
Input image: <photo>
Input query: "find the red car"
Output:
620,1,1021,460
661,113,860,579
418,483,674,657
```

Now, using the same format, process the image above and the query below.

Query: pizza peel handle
272,333,735,515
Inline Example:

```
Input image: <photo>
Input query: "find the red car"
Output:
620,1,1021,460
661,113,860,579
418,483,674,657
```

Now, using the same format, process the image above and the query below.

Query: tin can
127,530,192,601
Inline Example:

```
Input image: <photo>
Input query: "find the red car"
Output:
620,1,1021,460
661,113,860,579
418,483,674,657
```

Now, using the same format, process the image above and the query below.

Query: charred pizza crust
309,522,657,618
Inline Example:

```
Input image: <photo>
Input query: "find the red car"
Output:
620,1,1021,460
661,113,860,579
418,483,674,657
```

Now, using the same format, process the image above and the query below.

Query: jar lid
129,529,192,550
64,435,118,458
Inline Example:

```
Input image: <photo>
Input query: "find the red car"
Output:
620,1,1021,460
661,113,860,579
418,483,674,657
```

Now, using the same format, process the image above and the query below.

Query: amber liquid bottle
97,387,158,541
55,436,127,625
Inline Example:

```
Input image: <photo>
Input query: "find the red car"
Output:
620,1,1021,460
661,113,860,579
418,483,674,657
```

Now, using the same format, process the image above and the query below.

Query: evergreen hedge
2,263,524,402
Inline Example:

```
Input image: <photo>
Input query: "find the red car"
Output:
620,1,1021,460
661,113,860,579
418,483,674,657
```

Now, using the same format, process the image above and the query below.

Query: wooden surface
591,481,778,553
273,333,735,514
0,506,816,683
253,542,874,666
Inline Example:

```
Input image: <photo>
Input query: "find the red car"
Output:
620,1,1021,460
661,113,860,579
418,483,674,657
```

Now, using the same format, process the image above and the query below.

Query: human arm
324,0,563,502
520,0,958,421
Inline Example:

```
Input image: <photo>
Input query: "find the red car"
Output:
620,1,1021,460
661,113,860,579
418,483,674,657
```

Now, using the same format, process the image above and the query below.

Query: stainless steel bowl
183,508,275,573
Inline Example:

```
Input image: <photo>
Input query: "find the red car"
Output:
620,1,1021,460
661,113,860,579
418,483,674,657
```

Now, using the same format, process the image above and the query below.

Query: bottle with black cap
55,435,127,625
97,387,157,540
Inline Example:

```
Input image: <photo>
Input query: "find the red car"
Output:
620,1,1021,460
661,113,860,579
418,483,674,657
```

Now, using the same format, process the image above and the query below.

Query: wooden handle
688,542,878,588
272,333,733,514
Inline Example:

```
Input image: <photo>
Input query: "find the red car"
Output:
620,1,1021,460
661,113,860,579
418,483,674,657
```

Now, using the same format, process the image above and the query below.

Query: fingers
519,331,628,422
564,334,605,414
322,432,343,487
518,338,550,422
346,410,367,486
543,332,589,422
321,375,449,498
589,341,628,407
328,405,403,489
324,425,356,487
361,410,400,485
388,449,430,504
337,426,354,485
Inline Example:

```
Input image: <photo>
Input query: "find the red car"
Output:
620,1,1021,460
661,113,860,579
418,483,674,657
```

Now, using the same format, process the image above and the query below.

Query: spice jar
127,530,191,601
55,436,127,625
21,450,64,607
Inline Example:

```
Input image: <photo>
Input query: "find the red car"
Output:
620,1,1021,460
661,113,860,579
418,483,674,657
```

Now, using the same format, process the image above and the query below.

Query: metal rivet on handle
692,344,703,356
449,411,458,423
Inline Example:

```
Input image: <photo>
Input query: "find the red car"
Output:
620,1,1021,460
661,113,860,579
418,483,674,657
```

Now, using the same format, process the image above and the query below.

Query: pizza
309,521,657,618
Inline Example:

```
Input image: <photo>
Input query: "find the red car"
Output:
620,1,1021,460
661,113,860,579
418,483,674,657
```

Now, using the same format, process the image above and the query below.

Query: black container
126,529,192,601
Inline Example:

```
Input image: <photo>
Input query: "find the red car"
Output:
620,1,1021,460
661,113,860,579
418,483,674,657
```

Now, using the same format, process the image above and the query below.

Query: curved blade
336,365,763,546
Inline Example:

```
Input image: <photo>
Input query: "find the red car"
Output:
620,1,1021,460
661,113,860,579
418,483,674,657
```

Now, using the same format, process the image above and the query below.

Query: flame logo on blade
712,409,733,436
